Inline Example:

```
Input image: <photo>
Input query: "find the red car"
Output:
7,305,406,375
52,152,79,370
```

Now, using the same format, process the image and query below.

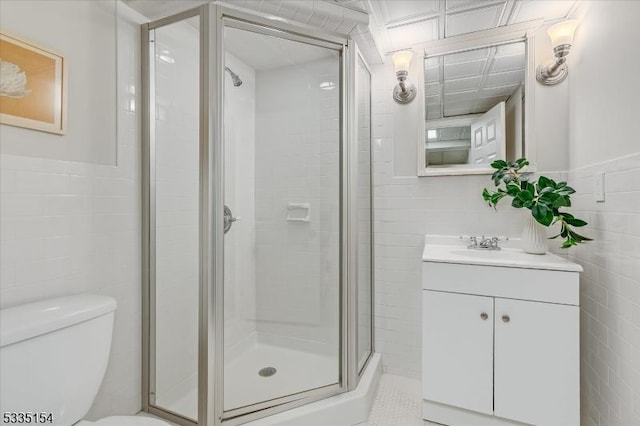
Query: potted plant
482,158,592,254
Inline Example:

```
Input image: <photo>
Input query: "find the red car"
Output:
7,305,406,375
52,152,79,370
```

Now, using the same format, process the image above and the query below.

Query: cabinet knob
480,312,488,320
502,314,510,323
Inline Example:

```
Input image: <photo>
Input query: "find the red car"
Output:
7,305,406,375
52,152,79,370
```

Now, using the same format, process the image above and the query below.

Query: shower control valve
223,205,240,234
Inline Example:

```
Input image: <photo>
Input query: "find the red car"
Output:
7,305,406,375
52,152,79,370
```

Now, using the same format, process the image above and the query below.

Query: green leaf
565,217,588,227
538,186,554,195
538,176,553,189
569,229,593,242
558,189,576,197
492,170,505,186
487,191,507,208
491,160,508,169
516,190,534,203
539,192,559,207
553,196,571,208
524,181,536,196
531,203,554,226
506,183,520,196
511,197,524,208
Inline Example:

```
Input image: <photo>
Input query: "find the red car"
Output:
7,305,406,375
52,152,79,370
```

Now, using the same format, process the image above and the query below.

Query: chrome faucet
468,236,478,249
468,236,501,250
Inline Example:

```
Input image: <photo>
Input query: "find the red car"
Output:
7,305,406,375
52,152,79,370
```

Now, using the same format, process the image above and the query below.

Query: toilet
0,294,170,426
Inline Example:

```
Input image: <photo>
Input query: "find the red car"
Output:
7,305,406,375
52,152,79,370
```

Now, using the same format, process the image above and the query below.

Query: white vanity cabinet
421,243,582,426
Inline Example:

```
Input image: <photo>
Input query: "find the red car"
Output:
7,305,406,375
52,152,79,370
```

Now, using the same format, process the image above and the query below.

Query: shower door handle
224,205,239,234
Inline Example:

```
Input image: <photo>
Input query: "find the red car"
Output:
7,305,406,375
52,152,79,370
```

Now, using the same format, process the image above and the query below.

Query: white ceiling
124,0,579,65
345,0,578,62
427,125,471,143
225,25,337,70
125,0,209,20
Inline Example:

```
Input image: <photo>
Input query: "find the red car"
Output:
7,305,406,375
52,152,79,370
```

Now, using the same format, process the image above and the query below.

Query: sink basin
422,243,583,272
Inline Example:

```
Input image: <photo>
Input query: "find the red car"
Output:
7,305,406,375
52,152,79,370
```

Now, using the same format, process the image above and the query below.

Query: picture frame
0,32,67,135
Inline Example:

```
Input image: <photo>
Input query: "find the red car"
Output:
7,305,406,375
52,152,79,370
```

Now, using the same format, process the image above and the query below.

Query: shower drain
258,367,277,377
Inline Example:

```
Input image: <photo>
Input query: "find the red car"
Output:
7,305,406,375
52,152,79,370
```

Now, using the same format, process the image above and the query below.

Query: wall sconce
536,19,579,85
392,50,416,104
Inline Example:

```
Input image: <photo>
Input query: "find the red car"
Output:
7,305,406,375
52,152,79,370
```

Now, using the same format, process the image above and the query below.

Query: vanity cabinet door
494,298,580,426
422,290,494,415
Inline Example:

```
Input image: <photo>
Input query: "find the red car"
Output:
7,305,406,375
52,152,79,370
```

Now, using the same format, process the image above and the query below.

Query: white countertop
422,235,583,273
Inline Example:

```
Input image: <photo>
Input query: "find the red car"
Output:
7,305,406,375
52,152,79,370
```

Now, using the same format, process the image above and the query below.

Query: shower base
155,333,340,419
224,335,339,410
154,348,380,425
246,352,382,426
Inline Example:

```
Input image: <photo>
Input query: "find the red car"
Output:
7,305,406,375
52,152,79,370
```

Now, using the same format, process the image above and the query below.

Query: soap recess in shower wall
286,203,311,222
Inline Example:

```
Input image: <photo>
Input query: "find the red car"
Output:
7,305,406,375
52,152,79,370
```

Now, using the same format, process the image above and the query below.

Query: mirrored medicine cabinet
416,26,537,176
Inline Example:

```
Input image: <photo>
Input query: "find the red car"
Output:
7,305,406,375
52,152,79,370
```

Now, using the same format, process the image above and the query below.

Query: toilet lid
80,416,172,426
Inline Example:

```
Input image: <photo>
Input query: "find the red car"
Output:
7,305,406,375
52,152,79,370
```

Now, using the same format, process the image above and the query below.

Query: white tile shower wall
223,52,257,354
567,154,640,426
370,62,567,378
0,2,145,418
254,57,340,350
153,19,200,405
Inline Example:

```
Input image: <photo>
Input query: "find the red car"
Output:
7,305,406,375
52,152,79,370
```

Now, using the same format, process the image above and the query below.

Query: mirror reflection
424,41,525,169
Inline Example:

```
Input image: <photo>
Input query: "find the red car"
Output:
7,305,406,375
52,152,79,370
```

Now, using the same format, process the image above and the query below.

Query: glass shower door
144,5,372,425
145,11,201,422
221,22,343,414
356,54,373,373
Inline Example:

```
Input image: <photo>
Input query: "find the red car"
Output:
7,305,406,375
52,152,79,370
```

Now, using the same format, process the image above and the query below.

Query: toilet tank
0,295,117,426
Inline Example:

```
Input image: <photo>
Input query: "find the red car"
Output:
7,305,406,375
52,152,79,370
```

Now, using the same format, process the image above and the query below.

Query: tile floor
356,374,427,426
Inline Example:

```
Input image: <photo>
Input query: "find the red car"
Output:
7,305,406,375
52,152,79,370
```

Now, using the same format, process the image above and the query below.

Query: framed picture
0,32,67,134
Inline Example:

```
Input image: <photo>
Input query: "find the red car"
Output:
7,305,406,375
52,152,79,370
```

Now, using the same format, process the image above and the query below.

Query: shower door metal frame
346,42,375,383
142,3,373,425
142,6,206,426
210,4,352,425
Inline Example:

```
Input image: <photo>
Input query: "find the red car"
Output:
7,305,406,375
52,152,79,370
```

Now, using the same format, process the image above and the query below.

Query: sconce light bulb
547,19,579,49
391,50,416,103
392,50,413,74
537,19,579,85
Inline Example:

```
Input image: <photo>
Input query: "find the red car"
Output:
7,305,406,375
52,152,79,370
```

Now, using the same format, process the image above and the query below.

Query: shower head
225,66,243,87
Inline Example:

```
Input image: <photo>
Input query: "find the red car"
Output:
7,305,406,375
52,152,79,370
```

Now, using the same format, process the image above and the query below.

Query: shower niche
142,4,374,426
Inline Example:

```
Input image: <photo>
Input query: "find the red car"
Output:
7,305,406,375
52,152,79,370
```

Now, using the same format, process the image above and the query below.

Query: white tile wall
0,3,145,418
223,50,257,353
567,154,640,426
566,2,640,424
254,55,341,349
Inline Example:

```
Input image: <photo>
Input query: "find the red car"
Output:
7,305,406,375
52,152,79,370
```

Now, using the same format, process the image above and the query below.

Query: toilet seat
77,416,171,426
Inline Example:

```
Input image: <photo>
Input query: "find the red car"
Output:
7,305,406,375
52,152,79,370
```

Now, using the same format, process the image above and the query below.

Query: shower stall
141,3,373,425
